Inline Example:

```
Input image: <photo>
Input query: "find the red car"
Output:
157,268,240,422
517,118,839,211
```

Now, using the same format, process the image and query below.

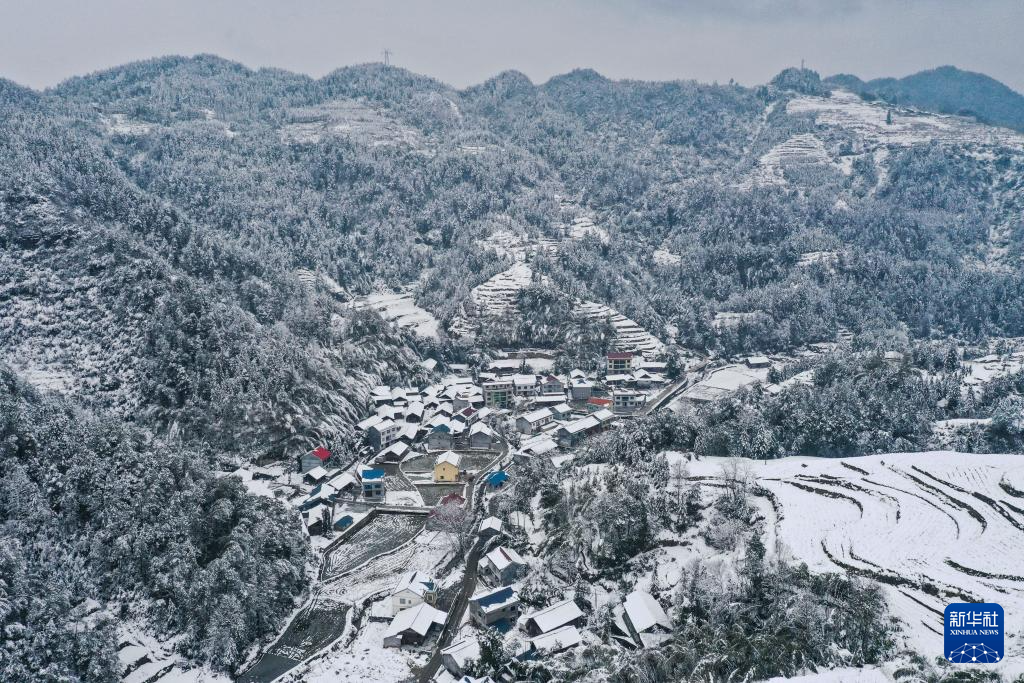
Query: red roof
607,352,634,360
588,397,612,406
312,446,331,461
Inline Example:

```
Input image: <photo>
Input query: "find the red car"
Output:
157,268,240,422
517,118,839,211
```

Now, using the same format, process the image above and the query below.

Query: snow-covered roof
524,599,584,634
529,625,582,653
470,586,519,614
378,442,410,459
479,516,503,534
521,407,553,423
385,603,446,638
483,545,526,572
441,638,481,668
560,416,600,435
512,374,538,387
357,414,384,431
470,422,495,436
592,408,615,422
623,591,671,633
392,570,436,598
606,373,633,383
520,434,557,455
436,450,463,467
305,466,329,481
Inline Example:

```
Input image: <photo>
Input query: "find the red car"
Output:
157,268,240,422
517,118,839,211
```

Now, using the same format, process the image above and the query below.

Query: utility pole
382,49,392,66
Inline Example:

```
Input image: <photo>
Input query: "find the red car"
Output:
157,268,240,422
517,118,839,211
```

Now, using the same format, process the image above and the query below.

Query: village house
357,414,384,432
332,513,354,532
301,482,338,510
489,358,523,375
529,625,582,655
556,415,602,447
745,355,772,368
360,467,386,501
522,598,585,637
512,374,540,397
327,472,359,500
539,374,565,395
390,570,438,616
483,380,513,409
453,406,479,424
479,545,528,586
368,418,401,450
437,491,465,507
516,407,553,435
383,603,446,648
484,470,509,490
376,441,410,464
303,465,331,486
607,351,637,374
611,389,647,415
405,401,425,422
299,445,331,473
570,377,594,401
441,638,480,678
428,422,454,451
550,403,572,420
469,422,498,450
434,450,463,483
519,434,557,457
612,591,672,649
586,396,612,412
469,586,521,628
303,503,331,535
478,516,503,538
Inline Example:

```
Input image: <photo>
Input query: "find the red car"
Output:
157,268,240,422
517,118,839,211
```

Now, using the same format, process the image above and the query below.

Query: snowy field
346,291,439,338
684,451,1024,679
322,513,426,580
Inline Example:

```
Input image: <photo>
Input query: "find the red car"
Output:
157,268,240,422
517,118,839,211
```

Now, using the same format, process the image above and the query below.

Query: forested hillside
3,56,1024,680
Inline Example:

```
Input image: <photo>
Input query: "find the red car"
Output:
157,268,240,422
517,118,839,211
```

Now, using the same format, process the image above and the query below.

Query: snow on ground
470,262,537,317
346,291,439,338
301,620,428,683
759,666,889,683
653,249,682,267
672,364,768,406
755,133,841,186
787,90,1024,150
577,300,665,356
963,351,1024,389
685,451,1024,679
281,99,425,149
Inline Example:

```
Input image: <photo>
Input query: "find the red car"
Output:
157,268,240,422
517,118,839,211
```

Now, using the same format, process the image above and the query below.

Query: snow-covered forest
2,56,1024,682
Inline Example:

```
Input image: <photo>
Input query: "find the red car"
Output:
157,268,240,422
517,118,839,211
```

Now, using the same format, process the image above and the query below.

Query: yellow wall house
434,450,463,483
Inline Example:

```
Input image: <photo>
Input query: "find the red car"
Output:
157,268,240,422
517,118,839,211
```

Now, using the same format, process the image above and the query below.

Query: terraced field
687,452,1024,678
322,513,425,580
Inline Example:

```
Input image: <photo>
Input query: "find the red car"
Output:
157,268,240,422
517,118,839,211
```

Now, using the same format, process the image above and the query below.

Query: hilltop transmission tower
382,49,393,66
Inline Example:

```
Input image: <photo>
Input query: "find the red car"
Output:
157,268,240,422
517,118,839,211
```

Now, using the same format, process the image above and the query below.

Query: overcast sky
1,0,1022,93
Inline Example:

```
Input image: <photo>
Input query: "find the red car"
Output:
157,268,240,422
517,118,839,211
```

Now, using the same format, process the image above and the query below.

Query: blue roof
486,471,509,486
474,586,515,608
431,424,451,433
333,515,353,529
361,468,385,480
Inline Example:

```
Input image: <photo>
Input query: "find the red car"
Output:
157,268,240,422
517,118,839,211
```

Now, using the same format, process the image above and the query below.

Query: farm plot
686,451,1024,679
238,598,350,683
416,483,466,506
459,451,500,473
322,513,425,580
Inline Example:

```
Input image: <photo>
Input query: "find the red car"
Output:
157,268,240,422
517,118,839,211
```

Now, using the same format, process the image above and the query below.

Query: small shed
478,516,503,538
